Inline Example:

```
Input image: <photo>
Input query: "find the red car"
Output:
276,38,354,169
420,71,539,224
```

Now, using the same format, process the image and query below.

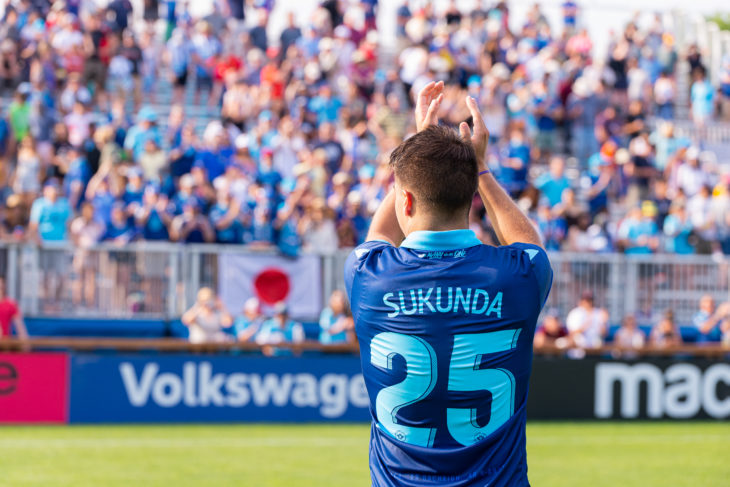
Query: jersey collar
400,229,481,251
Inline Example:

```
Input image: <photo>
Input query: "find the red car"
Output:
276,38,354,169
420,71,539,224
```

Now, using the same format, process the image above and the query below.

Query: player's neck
404,216,469,235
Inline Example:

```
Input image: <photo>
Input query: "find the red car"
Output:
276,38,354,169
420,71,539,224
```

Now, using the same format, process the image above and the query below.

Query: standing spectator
692,295,728,343
319,289,354,345
256,302,304,356
612,315,646,358
191,21,221,106
28,180,72,243
234,297,264,343
0,277,28,346
566,291,609,348
181,287,233,343
70,202,105,307
690,67,714,128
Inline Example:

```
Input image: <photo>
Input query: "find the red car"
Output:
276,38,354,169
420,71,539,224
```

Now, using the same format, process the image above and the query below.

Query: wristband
479,169,491,176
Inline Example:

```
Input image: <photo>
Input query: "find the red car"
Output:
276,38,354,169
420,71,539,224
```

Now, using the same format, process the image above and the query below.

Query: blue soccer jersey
344,230,552,487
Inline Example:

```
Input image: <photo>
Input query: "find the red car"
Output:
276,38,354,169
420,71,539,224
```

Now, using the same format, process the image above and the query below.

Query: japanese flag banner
218,253,323,319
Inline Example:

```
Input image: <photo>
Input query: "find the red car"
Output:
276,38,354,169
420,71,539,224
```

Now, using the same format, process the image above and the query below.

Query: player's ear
402,189,413,217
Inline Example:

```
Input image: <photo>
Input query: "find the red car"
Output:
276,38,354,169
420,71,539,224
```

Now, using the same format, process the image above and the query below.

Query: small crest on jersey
416,249,467,259
355,248,370,259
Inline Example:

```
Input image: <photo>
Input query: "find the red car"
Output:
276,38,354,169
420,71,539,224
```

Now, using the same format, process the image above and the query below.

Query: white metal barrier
0,243,728,326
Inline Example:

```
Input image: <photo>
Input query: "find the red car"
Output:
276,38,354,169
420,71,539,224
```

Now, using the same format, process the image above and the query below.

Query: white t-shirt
566,306,606,347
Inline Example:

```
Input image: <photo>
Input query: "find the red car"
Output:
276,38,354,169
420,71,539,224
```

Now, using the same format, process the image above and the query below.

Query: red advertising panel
0,353,68,423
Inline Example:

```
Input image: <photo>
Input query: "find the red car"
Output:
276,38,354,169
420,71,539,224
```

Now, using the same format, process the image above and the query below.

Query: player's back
345,230,552,487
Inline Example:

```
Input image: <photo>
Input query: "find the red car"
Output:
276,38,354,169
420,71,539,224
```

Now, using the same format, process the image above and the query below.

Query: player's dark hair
389,125,478,215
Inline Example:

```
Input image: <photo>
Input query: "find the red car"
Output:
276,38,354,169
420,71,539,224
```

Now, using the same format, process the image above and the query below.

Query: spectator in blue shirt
318,289,354,345
692,295,728,342
308,84,343,126
233,297,264,342
123,107,162,161
256,302,304,356
29,181,72,242
663,204,694,254
104,203,136,244
535,156,570,206
64,147,90,210
499,127,530,197
135,186,172,241
209,185,244,244
617,204,660,254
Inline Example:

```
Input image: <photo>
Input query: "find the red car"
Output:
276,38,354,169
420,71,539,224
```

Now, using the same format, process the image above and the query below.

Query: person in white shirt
181,287,233,344
566,291,608,349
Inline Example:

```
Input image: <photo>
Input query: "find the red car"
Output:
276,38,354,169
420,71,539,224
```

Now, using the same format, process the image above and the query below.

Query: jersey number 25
370,329,521,447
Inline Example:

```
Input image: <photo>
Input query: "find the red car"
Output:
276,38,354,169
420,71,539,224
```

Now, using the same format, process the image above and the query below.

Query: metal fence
0,242,729,326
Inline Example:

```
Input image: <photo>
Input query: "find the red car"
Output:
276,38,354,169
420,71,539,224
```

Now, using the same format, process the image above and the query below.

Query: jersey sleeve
343,240,392,310
508,243,553,308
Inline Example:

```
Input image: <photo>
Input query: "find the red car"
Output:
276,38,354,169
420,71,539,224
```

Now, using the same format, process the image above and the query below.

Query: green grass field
0,422,728,486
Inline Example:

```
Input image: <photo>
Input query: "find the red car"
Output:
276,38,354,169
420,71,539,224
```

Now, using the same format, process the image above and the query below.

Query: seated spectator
234,297,264,343
0,277,28,346
692,295,728,342
566,291,608,348
617,204,660,254
256,302,304,356
319,290,354,345
612,315,646,359
650,309,682,348
534,309,569,349
181,287,233,344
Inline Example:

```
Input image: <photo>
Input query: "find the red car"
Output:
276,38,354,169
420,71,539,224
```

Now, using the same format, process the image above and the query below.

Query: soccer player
345,82,552,486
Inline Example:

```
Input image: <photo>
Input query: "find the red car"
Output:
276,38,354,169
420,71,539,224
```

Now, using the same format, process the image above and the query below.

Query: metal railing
0,242,729,326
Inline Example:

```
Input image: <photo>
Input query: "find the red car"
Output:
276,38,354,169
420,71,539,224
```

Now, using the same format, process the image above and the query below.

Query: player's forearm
366,190,405,246
477,173,542,247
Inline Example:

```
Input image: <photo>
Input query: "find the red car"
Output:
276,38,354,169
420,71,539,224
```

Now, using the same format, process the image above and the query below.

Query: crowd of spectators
0,0,729,257
182,287,354,354
535,291,730,353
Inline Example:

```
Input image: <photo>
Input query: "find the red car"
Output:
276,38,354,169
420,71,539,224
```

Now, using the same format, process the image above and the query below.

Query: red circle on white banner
253,268,291,305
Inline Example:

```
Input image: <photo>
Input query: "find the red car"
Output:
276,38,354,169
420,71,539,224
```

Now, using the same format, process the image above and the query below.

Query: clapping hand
415,81,444,132
458,95,490,171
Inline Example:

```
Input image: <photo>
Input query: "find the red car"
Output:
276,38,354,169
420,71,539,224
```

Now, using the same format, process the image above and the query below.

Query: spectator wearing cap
256,302,304,356
182,287,233,344
617,203,660,254
124,107,161,161
692,295,728,343
319,289,354,345
676,147,708,198
234,297,265,343
566,291,608,349
612,315,646,359
585,144,617,217
534,310,569,349
28,180,72,243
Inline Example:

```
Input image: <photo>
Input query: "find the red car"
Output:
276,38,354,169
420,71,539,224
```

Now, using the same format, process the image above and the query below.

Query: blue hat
258,110,273,122
137,106,158,123
358,164,376,180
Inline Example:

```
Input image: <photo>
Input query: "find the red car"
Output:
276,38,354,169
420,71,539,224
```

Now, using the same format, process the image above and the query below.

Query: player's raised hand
459,96,489,171
415,80,444,132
